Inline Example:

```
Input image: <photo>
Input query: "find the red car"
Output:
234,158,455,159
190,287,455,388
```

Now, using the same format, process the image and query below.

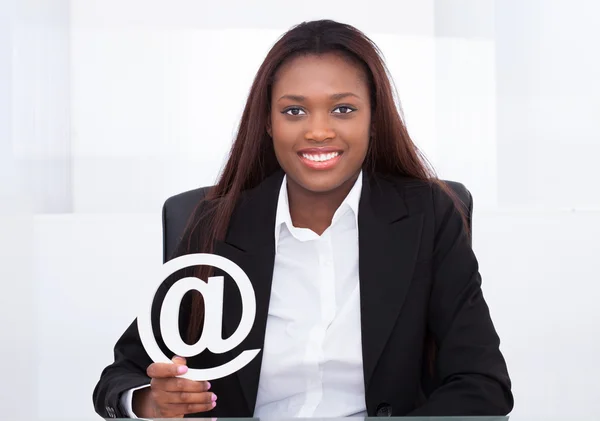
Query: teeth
302,152,340,162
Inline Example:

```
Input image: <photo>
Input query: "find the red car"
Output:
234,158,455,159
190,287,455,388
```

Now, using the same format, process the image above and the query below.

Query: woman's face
269,52,371,195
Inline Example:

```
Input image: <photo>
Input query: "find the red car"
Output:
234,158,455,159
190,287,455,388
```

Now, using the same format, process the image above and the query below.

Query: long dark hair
182,19,468,343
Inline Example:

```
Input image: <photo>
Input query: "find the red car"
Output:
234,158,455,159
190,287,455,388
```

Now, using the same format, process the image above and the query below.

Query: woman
93,19,513,418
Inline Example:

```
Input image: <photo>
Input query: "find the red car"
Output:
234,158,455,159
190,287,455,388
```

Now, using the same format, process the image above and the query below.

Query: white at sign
138,253,260,381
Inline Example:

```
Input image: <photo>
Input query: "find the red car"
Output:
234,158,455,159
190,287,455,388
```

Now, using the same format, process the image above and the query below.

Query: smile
297,150,343,170
301,152,340,162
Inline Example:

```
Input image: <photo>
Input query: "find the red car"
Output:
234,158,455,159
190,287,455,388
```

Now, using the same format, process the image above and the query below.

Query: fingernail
177,365,188,374
207,382,211,390
211,393,217,402
212,401,216,408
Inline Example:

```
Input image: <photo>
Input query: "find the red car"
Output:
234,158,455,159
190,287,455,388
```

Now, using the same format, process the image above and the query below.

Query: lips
297,148,343,170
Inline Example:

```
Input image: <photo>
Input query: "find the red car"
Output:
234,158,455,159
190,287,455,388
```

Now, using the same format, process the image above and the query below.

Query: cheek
270,121,293,164
338,120,370,152
271,118,298,151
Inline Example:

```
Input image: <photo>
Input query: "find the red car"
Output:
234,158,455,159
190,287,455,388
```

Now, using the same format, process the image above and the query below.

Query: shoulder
373,173,472,234
376,173,470,207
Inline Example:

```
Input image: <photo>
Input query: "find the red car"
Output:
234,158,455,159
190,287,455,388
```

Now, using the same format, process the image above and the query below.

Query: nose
304,115,335,143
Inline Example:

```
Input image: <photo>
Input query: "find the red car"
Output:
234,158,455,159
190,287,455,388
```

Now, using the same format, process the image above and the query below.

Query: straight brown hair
181,19,468,344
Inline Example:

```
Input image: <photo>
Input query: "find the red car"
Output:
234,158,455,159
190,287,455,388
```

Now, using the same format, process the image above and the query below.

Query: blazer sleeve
92,320,154,418
408,185,514,416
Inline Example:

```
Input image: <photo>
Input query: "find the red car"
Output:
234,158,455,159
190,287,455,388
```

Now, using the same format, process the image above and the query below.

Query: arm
92,320,154,418
409,185,513,416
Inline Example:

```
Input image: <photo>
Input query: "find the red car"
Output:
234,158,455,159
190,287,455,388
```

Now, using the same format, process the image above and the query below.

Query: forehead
272,53,369,97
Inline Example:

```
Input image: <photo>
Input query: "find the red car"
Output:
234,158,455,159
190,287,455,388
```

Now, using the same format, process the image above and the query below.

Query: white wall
1,0,70,418
2,0,600,419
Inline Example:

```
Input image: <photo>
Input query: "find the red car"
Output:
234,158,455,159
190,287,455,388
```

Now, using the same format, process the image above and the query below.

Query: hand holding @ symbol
132,356,217,418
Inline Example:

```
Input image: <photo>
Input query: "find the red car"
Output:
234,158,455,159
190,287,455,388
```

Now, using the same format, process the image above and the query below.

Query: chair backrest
443,180,474,245
162,186,211,263
162,180,473,262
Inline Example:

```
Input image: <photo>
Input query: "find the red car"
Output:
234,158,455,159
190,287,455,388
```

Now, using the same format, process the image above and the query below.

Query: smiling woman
93,19,513,419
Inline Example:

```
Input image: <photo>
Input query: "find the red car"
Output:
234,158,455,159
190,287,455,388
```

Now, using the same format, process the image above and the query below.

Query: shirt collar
274,171,363,247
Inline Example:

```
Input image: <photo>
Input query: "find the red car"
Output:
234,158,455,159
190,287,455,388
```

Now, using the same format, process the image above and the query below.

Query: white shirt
254,172,366,418
122,172,366,418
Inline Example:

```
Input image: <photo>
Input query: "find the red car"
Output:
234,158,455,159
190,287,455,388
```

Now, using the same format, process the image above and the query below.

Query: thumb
172,355,187,365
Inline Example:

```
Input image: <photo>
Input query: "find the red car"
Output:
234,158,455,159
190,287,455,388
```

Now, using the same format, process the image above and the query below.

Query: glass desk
98,418,513,421
26,417,595,421
20,417,592,421
83,417,589,421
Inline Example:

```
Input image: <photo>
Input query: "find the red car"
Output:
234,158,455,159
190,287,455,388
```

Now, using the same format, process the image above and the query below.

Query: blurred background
1,0,599,419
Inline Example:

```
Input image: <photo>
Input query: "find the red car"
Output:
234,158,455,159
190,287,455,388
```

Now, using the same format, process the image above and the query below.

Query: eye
283,107,306,116
333,106,356,114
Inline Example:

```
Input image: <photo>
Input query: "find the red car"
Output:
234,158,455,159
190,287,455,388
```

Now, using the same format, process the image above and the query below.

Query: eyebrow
277,92,360,102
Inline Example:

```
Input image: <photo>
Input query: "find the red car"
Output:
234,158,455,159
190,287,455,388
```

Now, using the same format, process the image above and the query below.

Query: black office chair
161,180,473,263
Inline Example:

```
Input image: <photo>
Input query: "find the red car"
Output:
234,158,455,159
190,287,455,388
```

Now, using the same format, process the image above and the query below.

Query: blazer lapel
211,170,284,415
358,174,424,389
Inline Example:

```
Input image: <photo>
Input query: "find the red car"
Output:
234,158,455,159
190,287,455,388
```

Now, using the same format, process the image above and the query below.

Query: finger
147,361,188,379
160,401,216,416
152,377,211,393
152,388,215,405
152,387,216,403
157,391,216,405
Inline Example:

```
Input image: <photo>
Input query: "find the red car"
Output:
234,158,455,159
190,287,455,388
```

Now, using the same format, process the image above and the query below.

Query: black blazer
93,170,513,418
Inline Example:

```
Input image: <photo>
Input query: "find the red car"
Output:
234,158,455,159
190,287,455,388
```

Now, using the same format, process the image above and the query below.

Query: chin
302,183,340,194
292,171,355,195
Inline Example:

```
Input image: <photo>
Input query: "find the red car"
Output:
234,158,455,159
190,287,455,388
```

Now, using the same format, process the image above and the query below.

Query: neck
286,172,360,236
